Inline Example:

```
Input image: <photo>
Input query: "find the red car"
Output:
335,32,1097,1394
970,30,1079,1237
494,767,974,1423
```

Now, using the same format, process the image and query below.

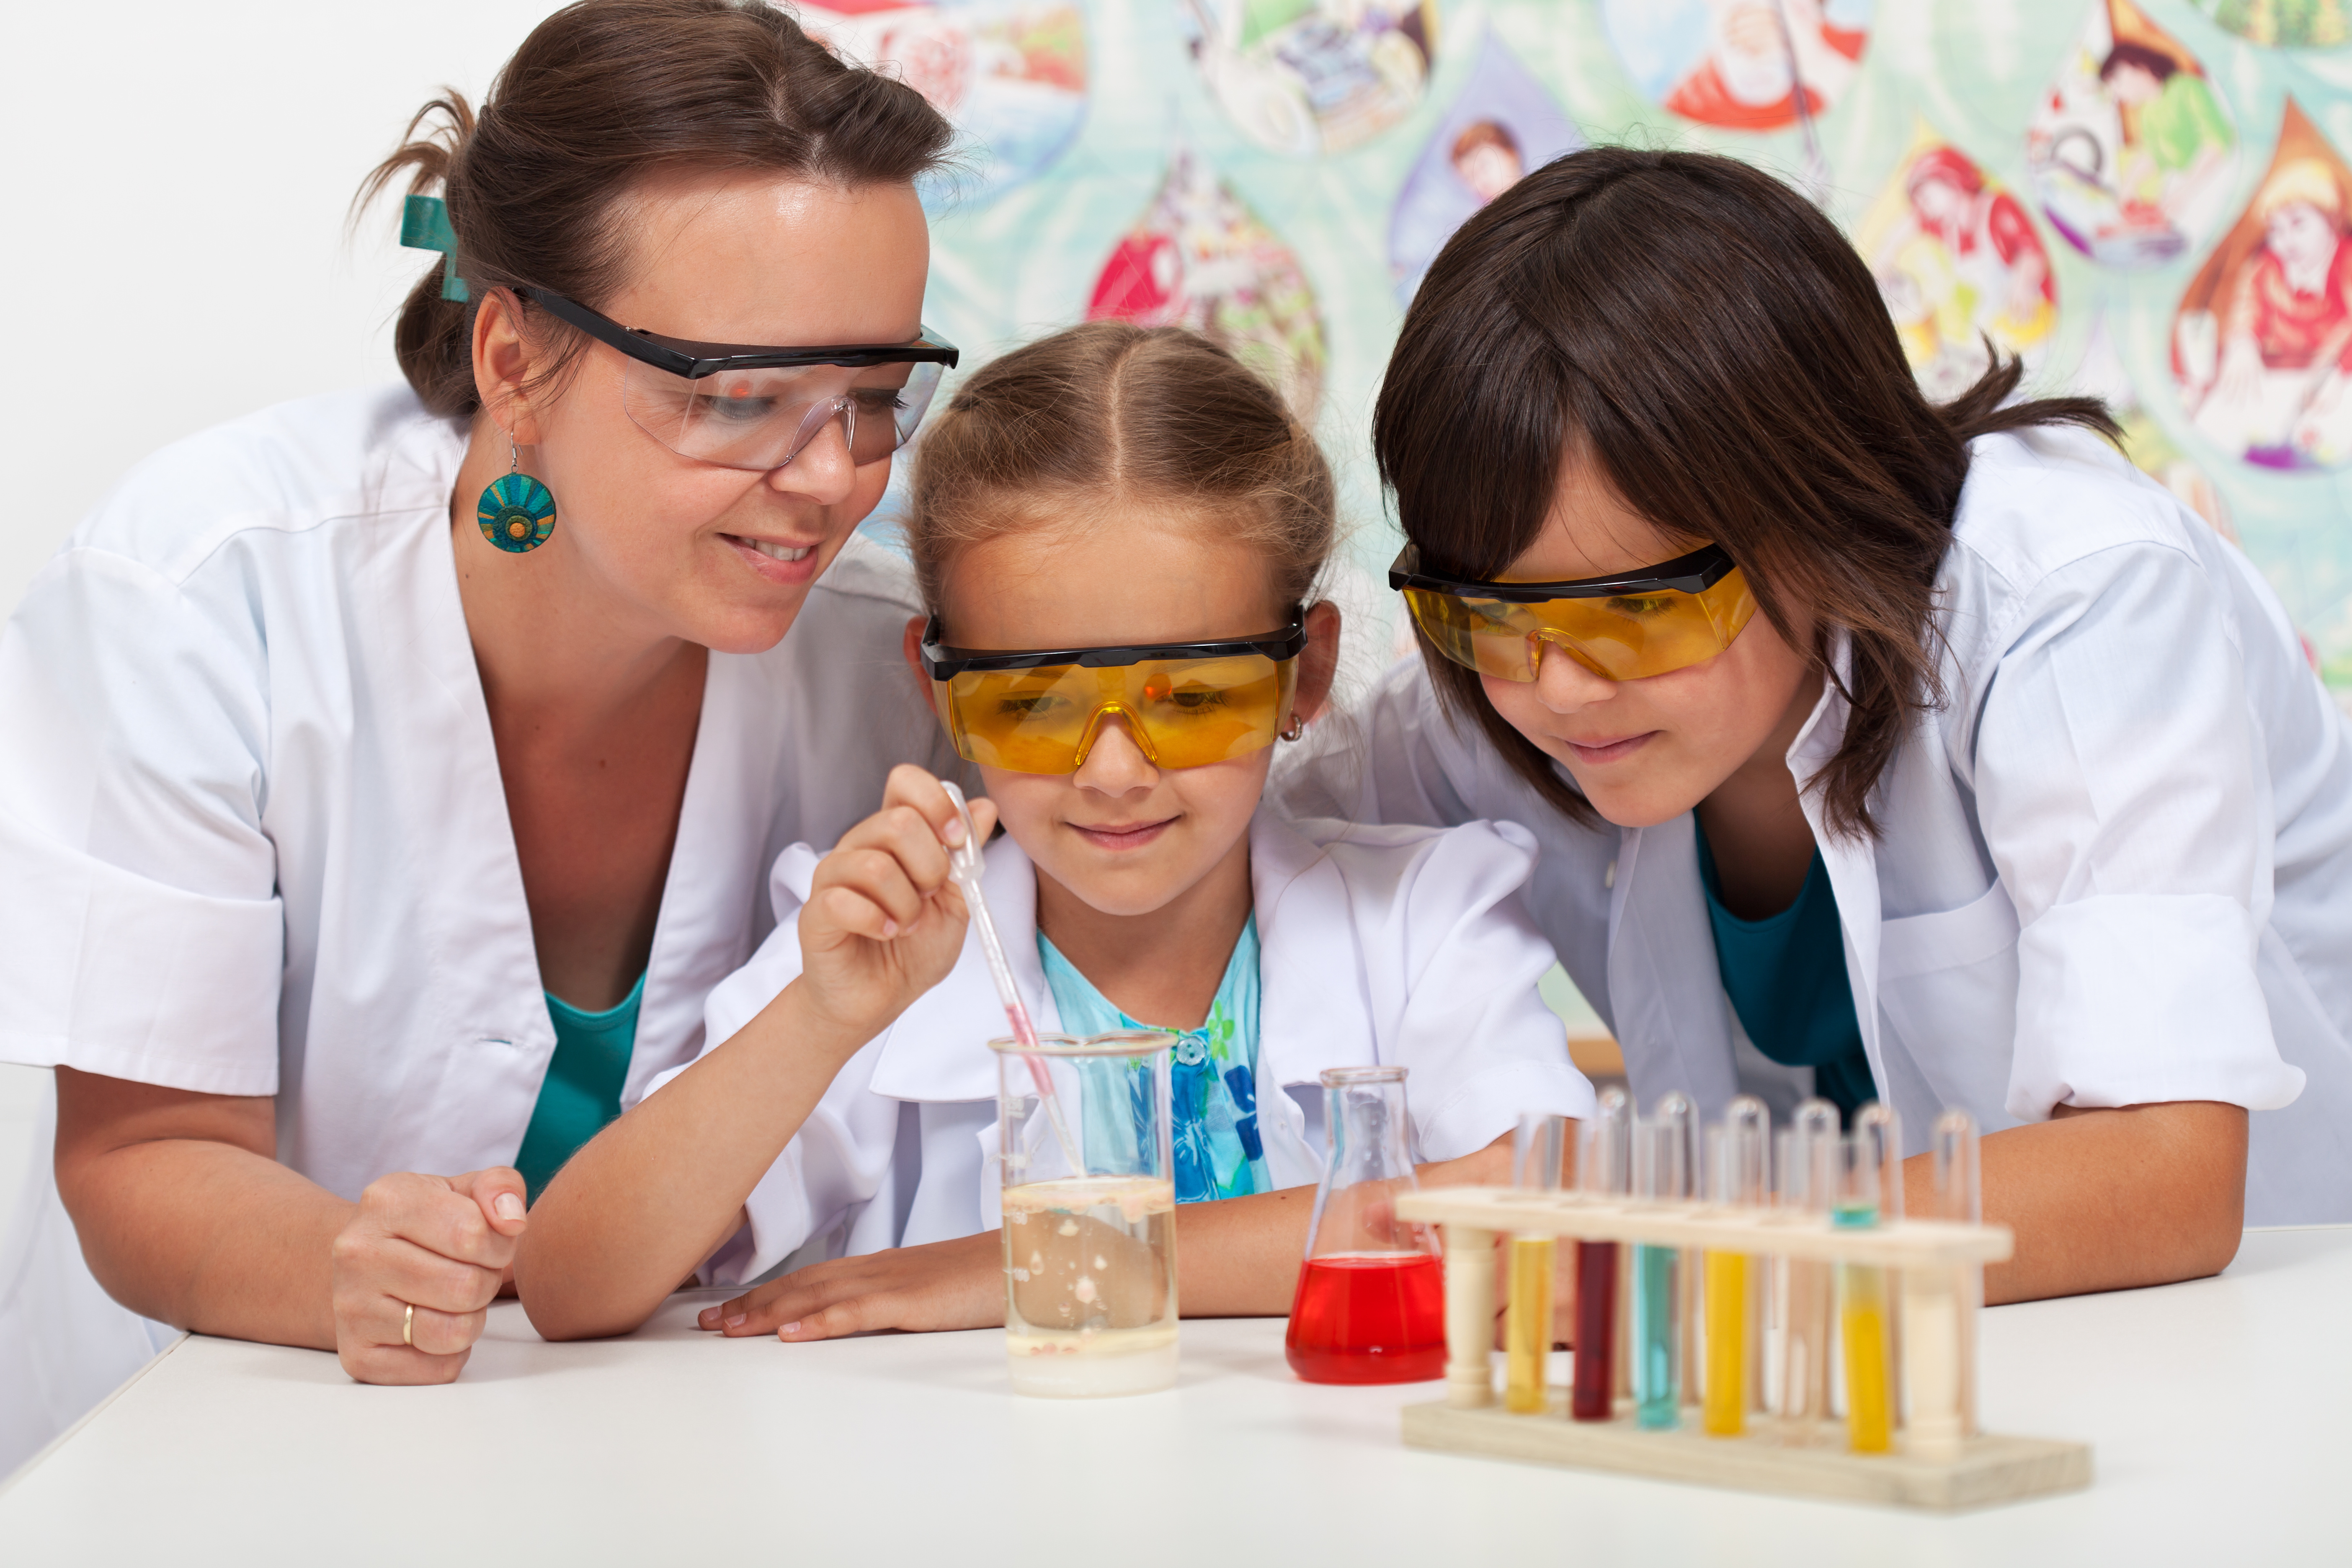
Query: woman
1284,148,2352,1304
0,0,960,1461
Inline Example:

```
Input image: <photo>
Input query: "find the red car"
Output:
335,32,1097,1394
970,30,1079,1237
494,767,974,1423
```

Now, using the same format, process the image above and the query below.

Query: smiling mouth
1071,817,1176,847
725,535,814,563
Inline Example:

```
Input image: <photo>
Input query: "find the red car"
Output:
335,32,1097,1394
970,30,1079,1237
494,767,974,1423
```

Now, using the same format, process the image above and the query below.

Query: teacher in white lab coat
0,0,964,1464
1286,149,2352,1301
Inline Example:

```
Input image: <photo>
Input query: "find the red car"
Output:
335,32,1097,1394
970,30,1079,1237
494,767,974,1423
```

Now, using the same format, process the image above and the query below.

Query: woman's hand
696,1230,1007,1340
330,1166,529,1383
794,765,998,1043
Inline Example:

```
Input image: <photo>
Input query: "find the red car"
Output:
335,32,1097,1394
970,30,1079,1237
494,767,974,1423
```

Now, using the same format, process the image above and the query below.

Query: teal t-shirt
1039,915,1269,1204
513,974,645,1203
1692,824,1876,1122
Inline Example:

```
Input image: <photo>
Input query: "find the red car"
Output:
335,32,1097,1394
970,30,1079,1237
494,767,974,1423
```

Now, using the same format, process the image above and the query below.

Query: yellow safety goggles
920,616,1305,775
1391,542,1757,683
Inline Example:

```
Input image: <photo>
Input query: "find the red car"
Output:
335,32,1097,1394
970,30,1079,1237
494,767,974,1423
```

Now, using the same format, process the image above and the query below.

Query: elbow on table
513,1261,665,1344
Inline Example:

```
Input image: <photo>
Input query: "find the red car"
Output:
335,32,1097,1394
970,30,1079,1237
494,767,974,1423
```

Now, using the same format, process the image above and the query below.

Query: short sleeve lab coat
0,385,962,1467
1278,427,2352,1226
668,810,1599,1284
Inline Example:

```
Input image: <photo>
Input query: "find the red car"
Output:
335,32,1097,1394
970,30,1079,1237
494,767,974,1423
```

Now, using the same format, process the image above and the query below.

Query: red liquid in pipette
1284,1254,1447,1384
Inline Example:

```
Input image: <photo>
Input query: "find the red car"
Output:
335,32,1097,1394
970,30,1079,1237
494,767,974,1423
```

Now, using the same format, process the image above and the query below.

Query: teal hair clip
399,193,471,303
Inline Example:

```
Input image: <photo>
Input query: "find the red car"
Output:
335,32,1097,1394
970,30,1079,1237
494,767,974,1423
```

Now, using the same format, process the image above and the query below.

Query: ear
1292,600,1344,725
903,615,937,716
469,287,545,446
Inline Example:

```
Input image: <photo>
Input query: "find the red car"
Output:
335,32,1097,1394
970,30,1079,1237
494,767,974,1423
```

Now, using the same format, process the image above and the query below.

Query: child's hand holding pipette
795,765,997,1042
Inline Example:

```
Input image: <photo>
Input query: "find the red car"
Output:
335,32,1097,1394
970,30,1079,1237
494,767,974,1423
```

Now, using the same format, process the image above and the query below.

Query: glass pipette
937,781,1081,1175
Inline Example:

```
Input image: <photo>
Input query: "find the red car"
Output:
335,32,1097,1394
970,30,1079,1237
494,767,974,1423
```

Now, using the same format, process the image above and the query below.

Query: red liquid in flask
1284,1253,1447,1384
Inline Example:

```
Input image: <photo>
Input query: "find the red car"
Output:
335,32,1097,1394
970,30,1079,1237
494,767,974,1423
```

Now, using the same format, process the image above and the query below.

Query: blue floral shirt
1038,915,1270,1203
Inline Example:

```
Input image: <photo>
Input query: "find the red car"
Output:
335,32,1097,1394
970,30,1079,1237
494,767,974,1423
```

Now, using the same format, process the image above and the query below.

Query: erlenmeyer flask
1284,1066,1446,1384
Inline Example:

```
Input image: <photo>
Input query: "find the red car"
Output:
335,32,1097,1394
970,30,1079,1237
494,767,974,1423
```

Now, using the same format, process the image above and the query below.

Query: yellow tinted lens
937,655,1295,774
1406,570,1756,682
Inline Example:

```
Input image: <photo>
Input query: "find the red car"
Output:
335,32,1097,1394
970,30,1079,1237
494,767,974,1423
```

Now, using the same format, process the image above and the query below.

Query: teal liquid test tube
1632,1106,1694,1429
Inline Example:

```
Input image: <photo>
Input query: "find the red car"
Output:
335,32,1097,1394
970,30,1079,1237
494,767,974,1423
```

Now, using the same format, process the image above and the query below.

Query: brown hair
907,322,1337,619
356,0,953,420
1375,147,2116,839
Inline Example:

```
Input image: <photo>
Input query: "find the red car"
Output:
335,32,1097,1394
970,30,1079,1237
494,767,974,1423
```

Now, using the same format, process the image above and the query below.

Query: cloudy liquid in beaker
1003,1176,1178,1397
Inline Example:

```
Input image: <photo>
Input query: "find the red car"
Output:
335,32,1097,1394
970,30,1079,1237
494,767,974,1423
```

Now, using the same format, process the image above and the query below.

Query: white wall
0,0,564,620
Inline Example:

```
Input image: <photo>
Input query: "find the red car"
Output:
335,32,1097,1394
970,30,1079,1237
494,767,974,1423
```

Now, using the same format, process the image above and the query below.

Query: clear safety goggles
521,287,958,471
918,616,1307,775
1391,542,1758,683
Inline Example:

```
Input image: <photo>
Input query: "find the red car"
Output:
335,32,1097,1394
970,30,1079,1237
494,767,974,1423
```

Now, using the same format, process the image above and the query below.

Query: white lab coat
1281,427,2352,1225
0,386,961,1471
673,810,1599,1284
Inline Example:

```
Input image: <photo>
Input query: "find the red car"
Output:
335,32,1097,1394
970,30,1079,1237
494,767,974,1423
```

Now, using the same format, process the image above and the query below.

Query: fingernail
779,1320,801,1338
493,1194,525,1222
942,816,967,847
698,1307,719,1328
724,1313,747,1330
881,918,899,938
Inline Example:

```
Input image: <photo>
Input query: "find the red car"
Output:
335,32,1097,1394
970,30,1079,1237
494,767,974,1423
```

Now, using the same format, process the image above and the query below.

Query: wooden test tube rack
1392,1186,2092,1511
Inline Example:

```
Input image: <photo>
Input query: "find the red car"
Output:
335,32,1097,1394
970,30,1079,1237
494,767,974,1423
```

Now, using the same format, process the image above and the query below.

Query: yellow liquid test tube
1702,1250,1747,1436
1504,1235,1556,1413
1842,1262,1893,1453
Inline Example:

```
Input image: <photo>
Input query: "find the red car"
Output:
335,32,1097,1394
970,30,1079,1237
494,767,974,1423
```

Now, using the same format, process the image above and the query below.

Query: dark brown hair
356,0,953,419
1375,147,2117,838
908,322,1336,617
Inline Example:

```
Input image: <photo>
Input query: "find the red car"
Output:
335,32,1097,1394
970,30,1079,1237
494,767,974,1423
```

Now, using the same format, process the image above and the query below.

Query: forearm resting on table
515,980,868,1342
1177,1135,1514,1317
1904,1099,2248,1306
53,1066,350,1350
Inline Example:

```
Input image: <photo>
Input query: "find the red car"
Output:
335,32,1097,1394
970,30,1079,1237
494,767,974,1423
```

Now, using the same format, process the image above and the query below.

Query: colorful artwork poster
2028,0,2238,269
802,1,1087,211
1601,0,1872,132
2074,309,2238,538
1387,35,1582,306
1857,131,2058,400
2190,0,2351,46
1177,0,1438,156
2173,100,2352,472
1085,143,1328,421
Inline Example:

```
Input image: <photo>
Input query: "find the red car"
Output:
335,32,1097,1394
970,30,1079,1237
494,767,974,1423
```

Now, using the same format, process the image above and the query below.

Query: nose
1528,636,1619,713
764,402,859,506
1072,713,1160,795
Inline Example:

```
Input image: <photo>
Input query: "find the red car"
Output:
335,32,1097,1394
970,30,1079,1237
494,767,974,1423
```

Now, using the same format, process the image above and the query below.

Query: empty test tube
1919,1109,1985,1451
1632,1104,1693,1430
1836,1130,1894,1455
1504,1111,1567,1414
1777,1099,1840,1431
1573,1090,1631,1421
1702,1096,1769,1438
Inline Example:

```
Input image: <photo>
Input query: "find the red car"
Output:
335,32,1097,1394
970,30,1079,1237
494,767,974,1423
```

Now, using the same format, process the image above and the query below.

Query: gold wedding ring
402,1302,415,1348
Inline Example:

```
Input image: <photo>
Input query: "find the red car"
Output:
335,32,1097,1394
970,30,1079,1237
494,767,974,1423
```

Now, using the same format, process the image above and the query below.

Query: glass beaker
993,1029,1179,1398
1284,1066,1446,1385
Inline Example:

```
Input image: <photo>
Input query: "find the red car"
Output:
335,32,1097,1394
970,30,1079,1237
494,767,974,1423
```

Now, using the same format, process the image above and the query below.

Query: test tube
1631,1108,1693,1430
1777,1099,1839,1432
1701,1096,1769,1438
1836,1131,1894,1455
1916,1109,1985,1453
1504,1111,1567,1415
1573,1090,1631,1421
1855,1102,1904,1427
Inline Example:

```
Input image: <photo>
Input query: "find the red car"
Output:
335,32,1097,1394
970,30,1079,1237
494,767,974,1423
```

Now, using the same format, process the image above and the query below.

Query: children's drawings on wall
1387,34,1582,307
2074,310,2239,536
2029,0,2238,268
2174,101,2352,470
802,1,1088,211
2189,0,2350,46
1600,0,1871,133
1177,0,1437,157
1086,143,1328,421
1859,134,2057,400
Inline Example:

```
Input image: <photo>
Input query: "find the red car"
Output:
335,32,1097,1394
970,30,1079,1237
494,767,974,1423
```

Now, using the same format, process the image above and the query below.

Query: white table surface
4,1227,2343,1565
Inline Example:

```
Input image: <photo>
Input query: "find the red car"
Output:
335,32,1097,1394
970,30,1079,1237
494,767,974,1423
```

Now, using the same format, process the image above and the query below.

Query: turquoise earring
476,439,557,553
